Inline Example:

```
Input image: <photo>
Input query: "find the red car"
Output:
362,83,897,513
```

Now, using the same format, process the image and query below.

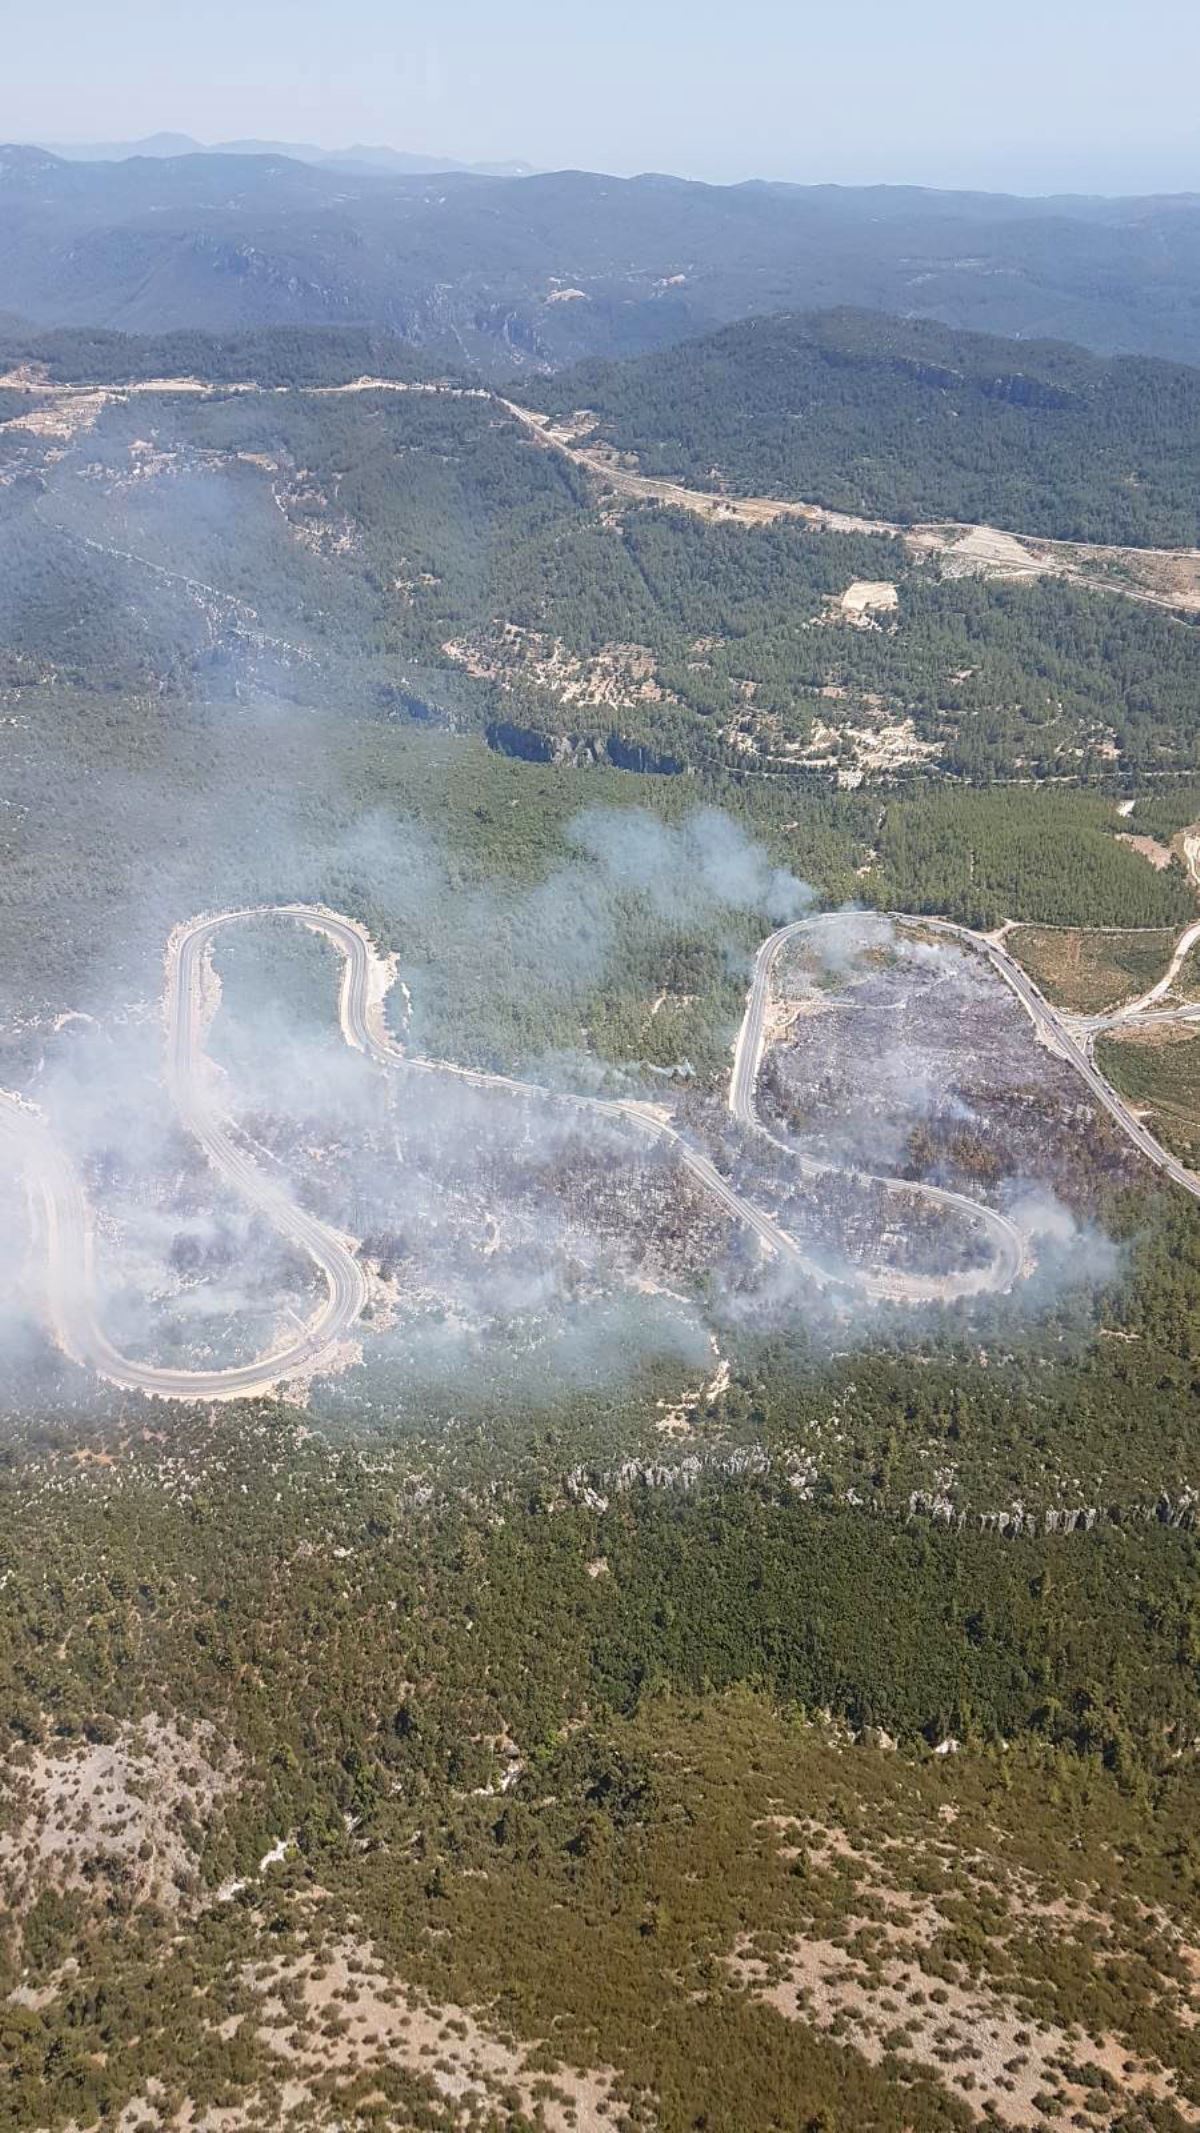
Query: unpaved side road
3,368,1197,615
502,401,1200,617
1073,826,1200,1033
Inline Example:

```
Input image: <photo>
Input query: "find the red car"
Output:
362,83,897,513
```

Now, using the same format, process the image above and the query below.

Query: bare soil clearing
733,1800,1200,2130
443,622,672,710
0,1716,233,1916
247,1939,620,2131
1116,831,1174,868
735,1932,1193,2128
837,579,899,622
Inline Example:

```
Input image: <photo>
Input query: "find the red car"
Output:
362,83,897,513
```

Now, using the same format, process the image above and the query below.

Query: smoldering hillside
0,819,1133,1424
0,773,834,1407
0,361,1140,1430
758,914,1126,1295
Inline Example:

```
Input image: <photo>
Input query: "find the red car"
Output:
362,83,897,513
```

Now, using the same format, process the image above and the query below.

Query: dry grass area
836,579,899,623
1,392,110,447
242,1938,621,2131
1007,925,1178,1014
0,1715,233,1917
1097,1022,1200,1164
1175,939,1200,1001
1116,831,1175,870
733,1813,1200,2128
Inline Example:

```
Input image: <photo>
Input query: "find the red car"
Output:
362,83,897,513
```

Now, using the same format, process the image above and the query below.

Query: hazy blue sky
4,0,1197,194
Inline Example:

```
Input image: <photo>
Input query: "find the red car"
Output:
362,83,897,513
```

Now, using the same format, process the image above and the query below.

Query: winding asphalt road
0,909,372,1400
3,899,1197,1402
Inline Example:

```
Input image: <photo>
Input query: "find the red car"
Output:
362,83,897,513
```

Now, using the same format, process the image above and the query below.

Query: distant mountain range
31,133,535,179
1,142,1199,373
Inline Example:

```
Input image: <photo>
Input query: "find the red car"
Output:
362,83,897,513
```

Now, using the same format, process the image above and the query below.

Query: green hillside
520,308,1200,544
4,351,1200,783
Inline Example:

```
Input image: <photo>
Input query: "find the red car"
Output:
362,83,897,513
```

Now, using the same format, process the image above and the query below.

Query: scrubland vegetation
1006,927,1179,1013
3,1419,1200,2130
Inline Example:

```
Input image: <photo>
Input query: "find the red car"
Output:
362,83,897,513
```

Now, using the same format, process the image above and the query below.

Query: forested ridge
6,370,1200,780
518,308,1200,544
0,321,457,387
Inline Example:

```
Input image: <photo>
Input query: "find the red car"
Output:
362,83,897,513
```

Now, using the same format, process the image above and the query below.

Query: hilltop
517,307,1200,545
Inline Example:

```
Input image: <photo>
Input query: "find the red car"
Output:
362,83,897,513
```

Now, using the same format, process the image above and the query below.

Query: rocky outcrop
485,719,688,776
907,1487,1198,1537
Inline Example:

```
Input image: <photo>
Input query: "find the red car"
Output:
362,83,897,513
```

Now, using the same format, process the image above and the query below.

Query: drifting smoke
765,914,989,1174
0,777,824,1412
0,795,1131,1416
753,907,1128,1316
1005,1188,1124,1296
566,806,816,927
0,387,1132,1429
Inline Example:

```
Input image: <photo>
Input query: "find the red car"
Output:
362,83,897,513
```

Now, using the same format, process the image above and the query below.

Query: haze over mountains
2,141,1200,372
34,133,534,179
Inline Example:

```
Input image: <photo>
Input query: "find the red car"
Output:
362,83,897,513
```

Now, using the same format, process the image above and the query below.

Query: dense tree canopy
520,308,1200,544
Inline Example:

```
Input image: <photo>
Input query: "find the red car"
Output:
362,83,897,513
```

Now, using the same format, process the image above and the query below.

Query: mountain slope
518,308,1200,544
37,135,534,178
3,332,1200,784
3,149,1200,371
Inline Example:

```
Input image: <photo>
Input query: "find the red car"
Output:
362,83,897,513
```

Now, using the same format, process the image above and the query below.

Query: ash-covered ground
18,1008,324,1373
758,915,1140,1212
3,907,1134,1408
168,918,739,1393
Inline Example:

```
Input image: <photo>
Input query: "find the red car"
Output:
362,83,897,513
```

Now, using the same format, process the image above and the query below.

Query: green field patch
1097,1024,1200,1165
1007,925,1177,1013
